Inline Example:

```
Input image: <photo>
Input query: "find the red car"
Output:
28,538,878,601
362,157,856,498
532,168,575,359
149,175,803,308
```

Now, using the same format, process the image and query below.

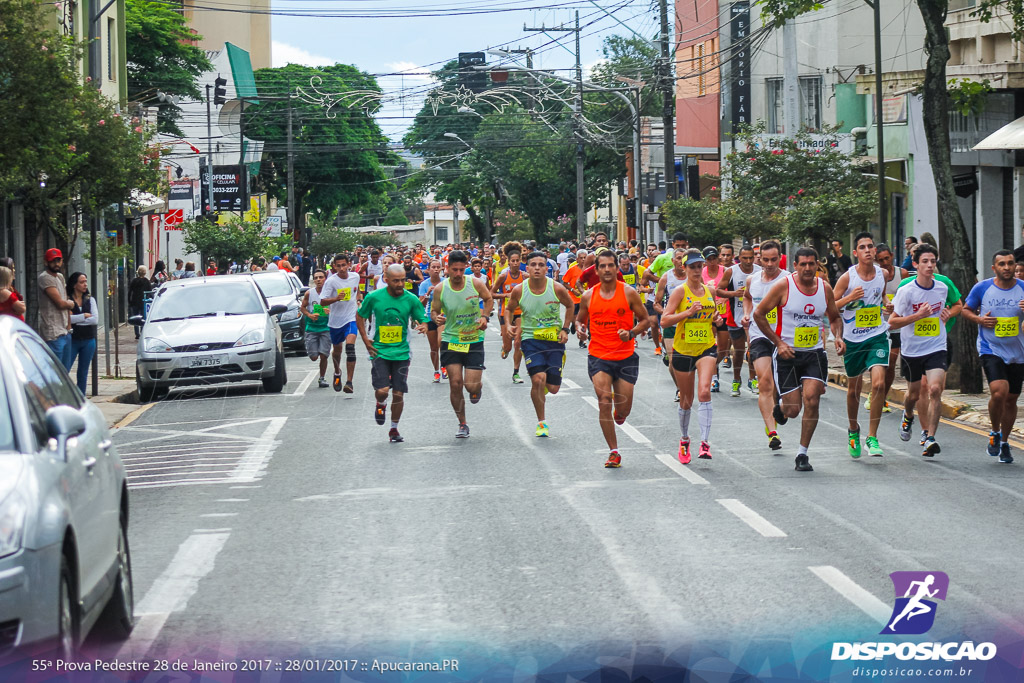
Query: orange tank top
501,268,524,315
588,281,635,361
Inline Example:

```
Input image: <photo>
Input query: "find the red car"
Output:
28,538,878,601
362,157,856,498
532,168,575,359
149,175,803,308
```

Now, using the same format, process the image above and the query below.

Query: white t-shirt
266,263,279,271
891,277,949,358
556,251,570,277
322,272,361,328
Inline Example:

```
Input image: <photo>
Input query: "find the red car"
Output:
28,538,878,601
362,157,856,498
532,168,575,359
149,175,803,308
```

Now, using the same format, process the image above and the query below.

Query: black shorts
727,326,746,341
890,332,901,349
522,339,566,384
774,348,827,396
645,301,660,320
499,313,521,326
981,354,1024,395
440,341,485,370
749,337,775,363
427,320,439,332
587,353,640,385
371,357,411,393
900,351,948,384
714,320,728,333
672,345,717,373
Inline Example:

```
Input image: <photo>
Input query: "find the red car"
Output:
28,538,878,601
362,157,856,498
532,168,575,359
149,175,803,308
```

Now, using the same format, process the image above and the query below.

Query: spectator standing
556,244,571,281
903,236,918,274
67,272,98,395
171,259,185,279
128,266,152,339
37,248,74,368
0,265,26,320
152,260,168,287
206,259,217,276
826,239,852,286
182,261,197,278
297,247,313,286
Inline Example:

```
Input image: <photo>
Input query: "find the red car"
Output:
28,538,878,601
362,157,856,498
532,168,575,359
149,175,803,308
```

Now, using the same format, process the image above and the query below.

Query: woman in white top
67,272,99,395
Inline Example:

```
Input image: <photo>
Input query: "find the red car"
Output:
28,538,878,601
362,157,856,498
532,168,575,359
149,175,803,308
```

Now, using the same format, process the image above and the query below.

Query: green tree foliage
124,0,212,136
245,63,395,241
181,216,274,264
589,34,661,118
383,206,409,225
309,218,399,257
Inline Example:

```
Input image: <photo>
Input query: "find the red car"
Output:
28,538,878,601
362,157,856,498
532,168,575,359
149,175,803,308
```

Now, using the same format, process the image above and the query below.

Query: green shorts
843,333,891,378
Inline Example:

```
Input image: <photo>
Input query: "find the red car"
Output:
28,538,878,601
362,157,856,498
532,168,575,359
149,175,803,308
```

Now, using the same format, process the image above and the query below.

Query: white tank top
779,273,828,351
747,269,788,342
840,264,888,342
729,264,761,321
664,269,685,301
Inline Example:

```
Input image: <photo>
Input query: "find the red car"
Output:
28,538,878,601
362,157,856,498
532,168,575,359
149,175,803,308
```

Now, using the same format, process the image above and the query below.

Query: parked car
131,276,288,401
249,270,306,351
0,317,133,658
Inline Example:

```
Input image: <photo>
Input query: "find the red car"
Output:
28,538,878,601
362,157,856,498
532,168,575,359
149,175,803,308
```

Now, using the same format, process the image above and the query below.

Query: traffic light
458,53,487,93
213,76,228,106
625,199,637,228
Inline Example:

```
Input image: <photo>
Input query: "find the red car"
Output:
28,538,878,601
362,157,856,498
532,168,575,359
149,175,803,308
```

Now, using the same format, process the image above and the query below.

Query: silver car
132,276,289,401
249,270,306,351
0,318,132,658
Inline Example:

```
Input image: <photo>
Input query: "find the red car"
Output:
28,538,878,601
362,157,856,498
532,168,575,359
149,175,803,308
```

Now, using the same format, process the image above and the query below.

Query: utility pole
508,47,533,69
658,0,676,201
783,21,799,137
205,83,215,219
239,100,247,217
287,102,297,246
867,0,887,237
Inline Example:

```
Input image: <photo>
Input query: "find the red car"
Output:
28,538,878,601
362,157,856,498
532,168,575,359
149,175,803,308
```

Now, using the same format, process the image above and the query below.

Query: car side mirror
45,406,87,461
299,286,309,295
268,304,288,316
128,315,144,326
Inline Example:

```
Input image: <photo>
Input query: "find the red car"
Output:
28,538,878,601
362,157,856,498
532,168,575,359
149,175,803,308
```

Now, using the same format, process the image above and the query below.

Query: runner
754,247,844,472
491,241,526,383
887,244,962,457
356,264,430,443
506,251,575,437
833,232,890,458
873,243,907,413
662,249,720,463
402,253,424,292
742,240,788,449
299,268,331,389
419,259,445,382
653,249,688,402
638,244,664,355
362,248,384,296
641,233,688,292
320,253,362,393
701,246,730,393
431,250,494,438
577,250,650,468
561,249,587,346
961,249,1023,464
717,243,736,371
717,244,760,396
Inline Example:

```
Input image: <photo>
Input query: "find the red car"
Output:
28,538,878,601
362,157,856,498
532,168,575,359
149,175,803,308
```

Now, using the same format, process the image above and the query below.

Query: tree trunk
24,204,41,332
462,199,486,243
916,0,982,394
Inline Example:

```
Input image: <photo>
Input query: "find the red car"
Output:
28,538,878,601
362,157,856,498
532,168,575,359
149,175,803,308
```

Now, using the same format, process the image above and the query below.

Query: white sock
390,421,399,429
798,444,808,456
698,401,712,443
678,408,691,440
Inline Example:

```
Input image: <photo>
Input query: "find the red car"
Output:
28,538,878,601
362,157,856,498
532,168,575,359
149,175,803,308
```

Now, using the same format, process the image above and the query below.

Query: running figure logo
881,571,949,635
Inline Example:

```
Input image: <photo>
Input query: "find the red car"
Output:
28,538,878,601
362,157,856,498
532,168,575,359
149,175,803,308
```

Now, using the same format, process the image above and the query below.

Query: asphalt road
81,327,1024,676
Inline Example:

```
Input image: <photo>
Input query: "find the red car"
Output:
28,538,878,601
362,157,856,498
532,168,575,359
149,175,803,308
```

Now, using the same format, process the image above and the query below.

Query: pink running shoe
678,439,691,465
698,441,712,459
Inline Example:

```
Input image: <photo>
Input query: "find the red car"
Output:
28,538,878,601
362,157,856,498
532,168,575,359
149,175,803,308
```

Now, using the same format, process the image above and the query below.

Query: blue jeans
46,333,73,371
70,338,97,395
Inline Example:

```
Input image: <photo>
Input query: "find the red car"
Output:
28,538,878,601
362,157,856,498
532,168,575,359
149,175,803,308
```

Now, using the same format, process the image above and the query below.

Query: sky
269,0,660,141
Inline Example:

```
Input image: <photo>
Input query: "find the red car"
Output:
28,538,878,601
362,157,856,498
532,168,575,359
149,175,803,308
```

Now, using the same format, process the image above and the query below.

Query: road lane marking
111,403,154,433
200,513,238,518
562,378,581,390
215,499,249,503
292,368,318,395
808,565,890,625
581,396,651,444
654,453,709,485
717,499,787,537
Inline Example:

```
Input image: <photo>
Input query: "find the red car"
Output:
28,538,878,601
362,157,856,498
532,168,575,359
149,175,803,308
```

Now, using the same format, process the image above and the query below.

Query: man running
419,258,445,382
577,250,650,468
718,244,760,396
743,241,788,449
356,264,429,443
887,244,961,457
754,247,844,472
833,232,890,458
561,249,587,346
961,249,1023,464
321,253,362,393
874,243,907,413
507,251,576,437
431,250,493,438
492,242,527,383
299,268,331,389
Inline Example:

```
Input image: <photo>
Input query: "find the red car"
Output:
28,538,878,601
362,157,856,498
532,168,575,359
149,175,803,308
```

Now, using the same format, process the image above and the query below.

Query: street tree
181,216,273,265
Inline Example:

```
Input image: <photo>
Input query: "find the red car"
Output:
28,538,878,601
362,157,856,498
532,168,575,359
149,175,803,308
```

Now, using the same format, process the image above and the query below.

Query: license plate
188,355,225,368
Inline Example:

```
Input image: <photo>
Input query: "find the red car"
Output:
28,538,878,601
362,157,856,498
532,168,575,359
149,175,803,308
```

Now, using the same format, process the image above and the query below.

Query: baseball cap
702,246,719,259
44,248,63,262
684,251,706,266
272,256,281,261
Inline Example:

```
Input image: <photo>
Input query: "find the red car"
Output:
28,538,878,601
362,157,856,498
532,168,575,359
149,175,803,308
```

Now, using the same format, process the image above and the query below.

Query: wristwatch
561,326,570,332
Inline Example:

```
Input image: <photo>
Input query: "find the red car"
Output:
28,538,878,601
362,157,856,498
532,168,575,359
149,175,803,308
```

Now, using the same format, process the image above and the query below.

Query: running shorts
727,326,746,341
981,354,1024,395
749,337,775,363
427,320,439,332
329,320,358,345
671,344,717,373
440,341,485,370
522,339,566,384
304,330,331,358
587,353,640,385
371,357,411,393
843,333,890,378
890,332,901,350
774,348,828,395
900,351,947,384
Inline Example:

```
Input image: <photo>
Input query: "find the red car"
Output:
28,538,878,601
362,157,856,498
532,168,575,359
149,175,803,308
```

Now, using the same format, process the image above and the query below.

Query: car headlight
144,337,173,353
279,307,301,322
0,491,27,559
234,330,265,347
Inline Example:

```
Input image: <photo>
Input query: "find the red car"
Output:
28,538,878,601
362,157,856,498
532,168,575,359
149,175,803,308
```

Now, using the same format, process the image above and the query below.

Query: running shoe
389,428,404,443
501,348,510,359
678,439,691,464
848,430,861,459
613,411,626,426
662,352,670,367
723,357,732,369
898,412,914,441
882,401,892,413
999,442,1014,464
536,422,549,438
864,395,871,411
768,432,782,451
866,436,884,457
654,347,663,357
711,377,720,393
772,404,788,426
920,429,928,446
374,402,387,425
794,454,813,472
988,431,1001,457
749,378,758,394
433,371,441,383
512,372,524,384
456,423,470,439
922,436,940,457
698,442,712,459
730,381,741,397
604,451,622,468
674,389,680,403
343,380,354,394
441,367,448,380
333,374,342,392
317,377,329,389
578,340,587,349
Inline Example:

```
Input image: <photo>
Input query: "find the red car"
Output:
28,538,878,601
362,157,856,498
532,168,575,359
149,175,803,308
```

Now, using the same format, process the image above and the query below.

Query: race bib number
683,321,713,345
995,317,1019,338
765,308,778,326
716,301,728,316
447,341,470,353
404,281,414,290
312,304,325,316
379,326,403,344
359,283,366,292
623,274,636,285
886,293,895,302
336,288,352,301
533,327,559,341
855,306,881,328
914,318,940,337
794,326,819,348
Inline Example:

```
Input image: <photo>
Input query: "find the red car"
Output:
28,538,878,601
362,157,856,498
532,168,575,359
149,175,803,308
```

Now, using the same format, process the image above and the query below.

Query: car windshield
253,276,293,298
0,380,15,452
149,282,264,321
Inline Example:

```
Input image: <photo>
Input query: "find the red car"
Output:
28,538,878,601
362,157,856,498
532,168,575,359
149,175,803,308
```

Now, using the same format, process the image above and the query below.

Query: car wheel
136,377,166,403
262,351,287,393
57,556,77,660
97,515,134,638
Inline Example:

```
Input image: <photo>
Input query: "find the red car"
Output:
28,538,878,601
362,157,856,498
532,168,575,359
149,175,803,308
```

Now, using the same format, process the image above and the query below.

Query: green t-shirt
357,288,428,360
898,273,961,331
648,251,675,278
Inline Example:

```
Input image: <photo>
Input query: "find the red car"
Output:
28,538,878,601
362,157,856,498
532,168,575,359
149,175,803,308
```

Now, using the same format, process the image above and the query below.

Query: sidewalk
85,323,144,429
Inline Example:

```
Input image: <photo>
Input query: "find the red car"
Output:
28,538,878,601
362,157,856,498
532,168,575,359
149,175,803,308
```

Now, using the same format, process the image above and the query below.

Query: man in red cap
38,248,74,368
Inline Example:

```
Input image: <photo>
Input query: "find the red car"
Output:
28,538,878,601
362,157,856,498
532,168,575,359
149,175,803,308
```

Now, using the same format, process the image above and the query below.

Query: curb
826,369,971,419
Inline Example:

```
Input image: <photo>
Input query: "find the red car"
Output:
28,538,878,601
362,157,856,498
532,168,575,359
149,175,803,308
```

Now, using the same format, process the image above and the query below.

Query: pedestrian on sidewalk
172,259,185,279
826,239,852,286
181,261,197,278
37,248,74,368
67,272,98,395
0,265,26,321
128,266,151,339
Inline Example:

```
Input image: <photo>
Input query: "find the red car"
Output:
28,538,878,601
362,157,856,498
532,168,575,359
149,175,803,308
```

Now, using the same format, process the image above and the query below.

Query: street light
457,106,484,118
444,132,470,146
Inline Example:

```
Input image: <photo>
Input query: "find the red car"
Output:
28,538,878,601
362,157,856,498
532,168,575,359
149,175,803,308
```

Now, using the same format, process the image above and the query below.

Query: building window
799,76,821,130
437,226,448,242
107,18,116,81
765,78,783,133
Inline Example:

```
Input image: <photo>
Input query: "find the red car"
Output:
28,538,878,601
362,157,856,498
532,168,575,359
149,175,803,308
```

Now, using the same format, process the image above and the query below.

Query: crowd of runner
296,233,1024,471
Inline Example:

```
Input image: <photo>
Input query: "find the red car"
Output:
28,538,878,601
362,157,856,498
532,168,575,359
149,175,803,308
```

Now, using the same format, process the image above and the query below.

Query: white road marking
200,512,239,518
229,485,262,489
581,396,651,444
562,378,581,390
716,499,787,537
292,368,318,396
654,453,709,485
808,565,891,625
215,499,249,503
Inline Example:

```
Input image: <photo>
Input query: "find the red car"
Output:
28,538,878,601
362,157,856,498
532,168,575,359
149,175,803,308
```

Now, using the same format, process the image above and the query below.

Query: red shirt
0,289,25,321
206,267,216,276
579,265,625,291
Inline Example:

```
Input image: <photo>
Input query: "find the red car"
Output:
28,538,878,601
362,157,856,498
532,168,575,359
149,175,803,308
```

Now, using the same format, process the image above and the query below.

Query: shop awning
974,115,1024,150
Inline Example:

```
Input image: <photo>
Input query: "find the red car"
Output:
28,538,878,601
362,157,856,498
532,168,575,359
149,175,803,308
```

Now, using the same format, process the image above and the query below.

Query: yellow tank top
672,281,717,357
